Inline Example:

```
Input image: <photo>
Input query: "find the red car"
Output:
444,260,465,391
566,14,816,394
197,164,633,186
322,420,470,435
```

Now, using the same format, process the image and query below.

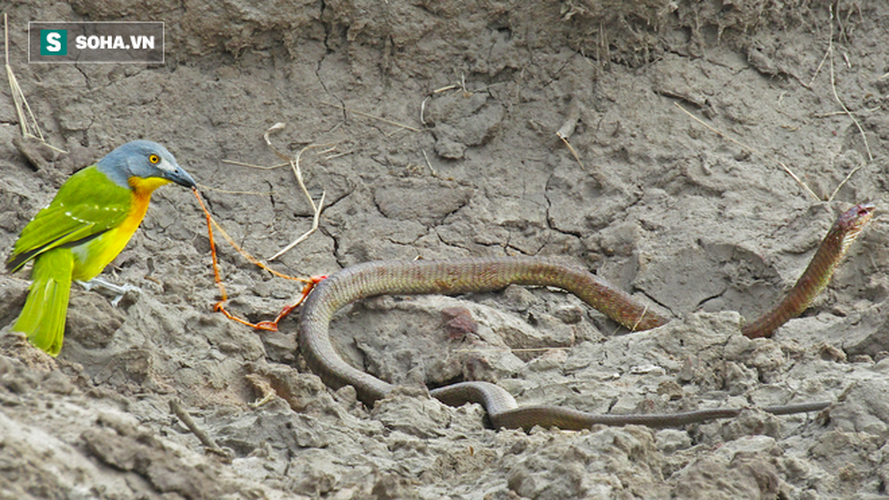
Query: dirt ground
2,0,889,498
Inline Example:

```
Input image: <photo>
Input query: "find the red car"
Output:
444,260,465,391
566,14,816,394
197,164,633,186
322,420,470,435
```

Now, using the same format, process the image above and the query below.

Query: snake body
297,204,874,430
742,203,875,338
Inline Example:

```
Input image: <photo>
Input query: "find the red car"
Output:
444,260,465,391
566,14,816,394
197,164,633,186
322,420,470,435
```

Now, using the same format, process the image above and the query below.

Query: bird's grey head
97,140,196,189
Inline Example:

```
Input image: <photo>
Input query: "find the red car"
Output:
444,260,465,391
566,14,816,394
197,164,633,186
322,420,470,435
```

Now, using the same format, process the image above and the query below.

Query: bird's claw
77,278,142,307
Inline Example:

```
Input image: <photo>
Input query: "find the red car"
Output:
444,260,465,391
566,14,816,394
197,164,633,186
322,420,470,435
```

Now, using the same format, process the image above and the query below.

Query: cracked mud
2,1,889,499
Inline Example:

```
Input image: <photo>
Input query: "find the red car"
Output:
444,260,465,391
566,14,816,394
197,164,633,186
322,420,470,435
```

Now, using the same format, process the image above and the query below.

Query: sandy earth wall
2,1,889,498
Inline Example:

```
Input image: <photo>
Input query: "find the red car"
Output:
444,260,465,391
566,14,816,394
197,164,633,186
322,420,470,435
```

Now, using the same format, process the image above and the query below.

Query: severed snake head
834,203,875,256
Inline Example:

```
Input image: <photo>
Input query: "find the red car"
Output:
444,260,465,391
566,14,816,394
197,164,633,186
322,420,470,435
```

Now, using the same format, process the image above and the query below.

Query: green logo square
40,30,67,56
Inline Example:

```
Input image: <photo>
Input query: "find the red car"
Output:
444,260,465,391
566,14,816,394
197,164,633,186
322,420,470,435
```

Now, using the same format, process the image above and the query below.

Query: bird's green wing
7,165,133,272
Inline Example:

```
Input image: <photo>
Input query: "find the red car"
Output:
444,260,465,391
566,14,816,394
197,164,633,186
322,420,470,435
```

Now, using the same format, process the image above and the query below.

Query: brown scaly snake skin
297,204,874,431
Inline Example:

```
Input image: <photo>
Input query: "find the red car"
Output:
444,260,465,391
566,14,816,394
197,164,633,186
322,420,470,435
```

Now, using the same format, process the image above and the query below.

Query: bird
6,140,197,356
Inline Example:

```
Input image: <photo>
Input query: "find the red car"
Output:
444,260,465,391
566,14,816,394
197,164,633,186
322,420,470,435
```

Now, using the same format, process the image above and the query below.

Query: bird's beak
162,159,197,188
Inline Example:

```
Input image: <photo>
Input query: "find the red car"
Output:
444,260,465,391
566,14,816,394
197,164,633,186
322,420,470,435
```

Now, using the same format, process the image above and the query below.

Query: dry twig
263,125,330,261
169,399,232,461
4,14,65,153
823,6,871,201
220,123,328,261
556,97,586,171
221,159,290,170
320,101,421,133
675,103,820,201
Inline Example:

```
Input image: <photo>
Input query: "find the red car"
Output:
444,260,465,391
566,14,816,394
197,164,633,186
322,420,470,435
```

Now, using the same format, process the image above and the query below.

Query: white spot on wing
63,209,92,224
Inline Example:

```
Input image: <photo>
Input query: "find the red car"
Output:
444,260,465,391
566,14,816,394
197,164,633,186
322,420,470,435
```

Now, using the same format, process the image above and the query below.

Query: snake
297,203,874,431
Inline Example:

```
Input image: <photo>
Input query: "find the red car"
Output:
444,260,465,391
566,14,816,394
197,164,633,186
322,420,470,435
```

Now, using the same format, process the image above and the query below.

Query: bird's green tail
12,249,74,356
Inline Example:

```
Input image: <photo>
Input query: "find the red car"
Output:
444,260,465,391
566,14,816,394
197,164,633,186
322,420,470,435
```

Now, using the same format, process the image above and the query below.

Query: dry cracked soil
2,1,889,499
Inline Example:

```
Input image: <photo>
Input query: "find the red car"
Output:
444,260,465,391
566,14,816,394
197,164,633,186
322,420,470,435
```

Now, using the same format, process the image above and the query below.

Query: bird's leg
77,277,142,307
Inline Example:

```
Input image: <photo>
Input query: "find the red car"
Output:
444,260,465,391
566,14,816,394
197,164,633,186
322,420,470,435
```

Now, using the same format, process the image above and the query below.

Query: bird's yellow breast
70,177,171,281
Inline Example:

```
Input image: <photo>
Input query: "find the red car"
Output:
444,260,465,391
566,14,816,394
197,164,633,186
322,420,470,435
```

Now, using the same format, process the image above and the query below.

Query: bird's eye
148,154,160,164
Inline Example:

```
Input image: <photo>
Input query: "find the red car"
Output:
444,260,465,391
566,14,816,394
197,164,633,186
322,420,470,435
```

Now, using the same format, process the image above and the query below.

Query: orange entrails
192,188,325,330
254,275,326,331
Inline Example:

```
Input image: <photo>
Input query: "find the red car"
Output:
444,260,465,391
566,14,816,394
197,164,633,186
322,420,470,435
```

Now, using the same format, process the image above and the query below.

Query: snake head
835,203,875,254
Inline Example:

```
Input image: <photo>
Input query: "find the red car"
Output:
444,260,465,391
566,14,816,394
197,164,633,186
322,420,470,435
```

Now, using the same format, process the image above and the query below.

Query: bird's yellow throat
128,175,172,195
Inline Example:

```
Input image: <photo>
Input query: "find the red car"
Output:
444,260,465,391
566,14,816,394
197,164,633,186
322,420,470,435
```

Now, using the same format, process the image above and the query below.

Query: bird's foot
77,278,142,307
